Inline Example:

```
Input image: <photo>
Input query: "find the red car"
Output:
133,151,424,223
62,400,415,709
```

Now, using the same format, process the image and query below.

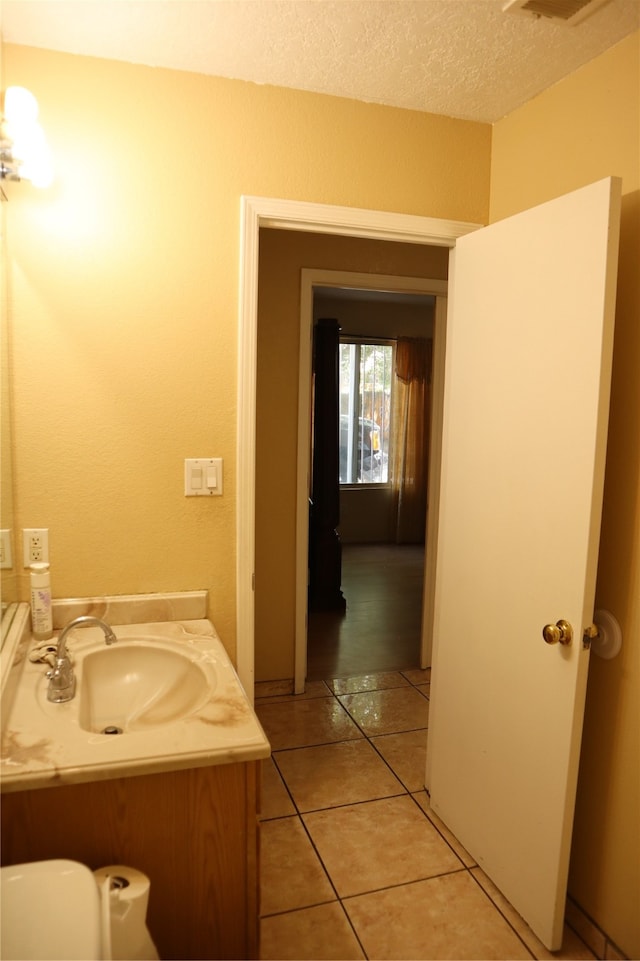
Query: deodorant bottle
30,562,53,640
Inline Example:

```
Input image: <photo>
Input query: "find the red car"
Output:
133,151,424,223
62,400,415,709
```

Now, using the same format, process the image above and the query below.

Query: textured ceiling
2,0,639,123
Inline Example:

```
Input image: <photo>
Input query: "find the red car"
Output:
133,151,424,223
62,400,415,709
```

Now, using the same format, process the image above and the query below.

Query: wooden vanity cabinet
1,760,260,961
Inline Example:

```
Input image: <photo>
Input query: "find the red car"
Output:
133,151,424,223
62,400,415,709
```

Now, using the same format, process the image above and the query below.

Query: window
339,340,393,484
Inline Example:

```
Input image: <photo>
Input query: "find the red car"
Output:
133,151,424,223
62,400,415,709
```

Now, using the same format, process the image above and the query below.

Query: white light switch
185,458,223,496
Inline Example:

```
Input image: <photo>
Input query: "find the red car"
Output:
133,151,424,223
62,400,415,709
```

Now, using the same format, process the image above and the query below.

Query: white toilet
0,859,159,961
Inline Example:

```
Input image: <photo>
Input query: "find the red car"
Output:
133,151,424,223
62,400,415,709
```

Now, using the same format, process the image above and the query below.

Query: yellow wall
1,34,18,608
1,43,490,661
256,229,448,680
491,32,640,959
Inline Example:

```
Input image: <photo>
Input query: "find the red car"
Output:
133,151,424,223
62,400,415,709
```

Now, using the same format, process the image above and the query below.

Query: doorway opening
306,283,439,682
295,270,448,691
238,195,479,699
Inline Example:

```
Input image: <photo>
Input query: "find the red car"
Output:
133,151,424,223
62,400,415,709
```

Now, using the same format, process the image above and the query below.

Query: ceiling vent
502,0,612,25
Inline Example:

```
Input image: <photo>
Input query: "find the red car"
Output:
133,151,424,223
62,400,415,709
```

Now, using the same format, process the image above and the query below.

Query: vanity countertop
1,616,270,793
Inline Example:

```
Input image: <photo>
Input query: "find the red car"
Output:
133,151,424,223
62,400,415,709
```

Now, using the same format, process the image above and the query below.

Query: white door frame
237,196,481,698
296,270,448,693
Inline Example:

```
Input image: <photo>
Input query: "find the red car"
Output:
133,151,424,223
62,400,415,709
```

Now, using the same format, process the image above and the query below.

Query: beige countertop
1,603,270,793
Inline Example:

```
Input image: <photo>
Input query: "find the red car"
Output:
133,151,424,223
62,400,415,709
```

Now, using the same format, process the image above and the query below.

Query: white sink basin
1,618,271,793
78,641,212,734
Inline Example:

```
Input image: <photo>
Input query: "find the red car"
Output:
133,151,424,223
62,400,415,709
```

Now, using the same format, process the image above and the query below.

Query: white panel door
427,177,621,950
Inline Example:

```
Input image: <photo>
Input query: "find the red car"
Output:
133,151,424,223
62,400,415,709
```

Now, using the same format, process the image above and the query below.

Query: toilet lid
1,859,102,960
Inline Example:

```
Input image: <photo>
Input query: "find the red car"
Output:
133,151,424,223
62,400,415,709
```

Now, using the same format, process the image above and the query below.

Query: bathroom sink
2,616,271,793
77,641,212,734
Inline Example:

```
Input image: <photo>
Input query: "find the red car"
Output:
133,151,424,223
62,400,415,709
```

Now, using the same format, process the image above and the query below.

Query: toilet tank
0,860,102,960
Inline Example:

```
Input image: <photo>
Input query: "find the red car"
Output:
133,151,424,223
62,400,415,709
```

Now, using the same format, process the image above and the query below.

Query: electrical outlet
0,530,13,569
23,528,49,566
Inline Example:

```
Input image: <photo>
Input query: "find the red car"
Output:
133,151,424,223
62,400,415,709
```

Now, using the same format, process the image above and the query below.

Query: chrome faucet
46,615,118,703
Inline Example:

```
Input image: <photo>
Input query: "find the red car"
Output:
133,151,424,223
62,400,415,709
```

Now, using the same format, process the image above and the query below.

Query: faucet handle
45,658,67,678
46,656,76,703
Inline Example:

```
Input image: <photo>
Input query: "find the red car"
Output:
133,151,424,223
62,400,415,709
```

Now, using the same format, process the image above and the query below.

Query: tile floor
255,670,597,961
306,545,425,679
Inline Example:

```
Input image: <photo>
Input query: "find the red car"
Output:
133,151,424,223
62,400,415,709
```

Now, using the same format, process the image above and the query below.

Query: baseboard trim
566,896,629,960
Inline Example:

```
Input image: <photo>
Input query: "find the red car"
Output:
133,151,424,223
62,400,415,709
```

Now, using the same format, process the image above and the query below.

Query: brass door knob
543,620,573,646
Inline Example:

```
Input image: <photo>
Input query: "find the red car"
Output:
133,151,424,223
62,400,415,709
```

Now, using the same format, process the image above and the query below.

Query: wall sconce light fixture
1,86,54,189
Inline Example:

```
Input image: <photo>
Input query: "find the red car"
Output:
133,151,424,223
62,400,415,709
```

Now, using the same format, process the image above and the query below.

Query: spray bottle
30,561,53,640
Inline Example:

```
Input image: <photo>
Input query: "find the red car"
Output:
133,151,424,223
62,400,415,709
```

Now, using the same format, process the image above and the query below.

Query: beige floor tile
259,816,335,916
261,680,334,704
344,872,532,960
303,795,463,898
550,926,597,960
471,868,596,960
256,697,364,750
328,672,410,695
301,680,334,698
255,679,294,698
401,667,432,686
275,739,405,812
370,728,428,792
413,789,477,867
259,902,366,960
604,942,627,960
339,685,429,735
259,757,296,820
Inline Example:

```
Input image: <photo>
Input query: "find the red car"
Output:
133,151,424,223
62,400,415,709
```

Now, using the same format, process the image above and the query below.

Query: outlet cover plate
23,528,50,566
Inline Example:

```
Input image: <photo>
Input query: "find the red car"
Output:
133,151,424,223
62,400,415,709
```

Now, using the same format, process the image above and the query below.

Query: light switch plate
184,458,223,496
0,530,13,569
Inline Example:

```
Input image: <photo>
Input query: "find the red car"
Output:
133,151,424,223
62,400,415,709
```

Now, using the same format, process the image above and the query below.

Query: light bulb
2,86,53,188
20,143,54,188
4,86,39,127
10,120,46,162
